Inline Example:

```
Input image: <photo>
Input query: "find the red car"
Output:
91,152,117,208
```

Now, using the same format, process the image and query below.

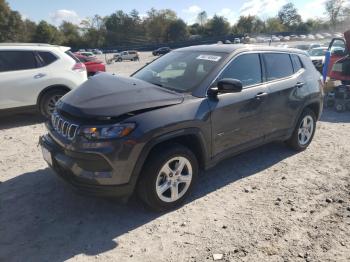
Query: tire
39,89,68,118
137,143,198,211
286,108,316,151
117,58,122,62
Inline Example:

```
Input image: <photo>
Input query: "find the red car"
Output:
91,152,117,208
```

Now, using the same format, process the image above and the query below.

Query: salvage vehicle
0,43,87,117
114,50,140,62
75,54,106,77
40,44,323,211
308,47,327,72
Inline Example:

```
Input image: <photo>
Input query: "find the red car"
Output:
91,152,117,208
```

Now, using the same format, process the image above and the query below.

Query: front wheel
39,89,67,118
286,108,316,151
137,144,198,211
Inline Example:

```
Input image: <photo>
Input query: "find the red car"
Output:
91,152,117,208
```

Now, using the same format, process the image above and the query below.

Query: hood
345,30,350,52
59,73,184,118
310,56,324,61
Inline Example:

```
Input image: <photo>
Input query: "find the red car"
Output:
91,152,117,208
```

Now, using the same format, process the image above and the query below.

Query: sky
6,0,343,26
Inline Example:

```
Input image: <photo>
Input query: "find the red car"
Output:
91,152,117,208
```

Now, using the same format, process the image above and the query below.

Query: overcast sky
7,0,349,26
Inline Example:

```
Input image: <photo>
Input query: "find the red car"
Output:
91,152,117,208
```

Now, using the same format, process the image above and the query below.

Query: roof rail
0,43,59,47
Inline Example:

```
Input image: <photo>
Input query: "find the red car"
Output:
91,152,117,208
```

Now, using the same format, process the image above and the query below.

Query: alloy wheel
155,156,193,203
298,115,314,145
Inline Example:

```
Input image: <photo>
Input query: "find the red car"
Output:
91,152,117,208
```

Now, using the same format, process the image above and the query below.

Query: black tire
117,57,122,62
39,89,68,118
286,108,316,151
137,143,198,211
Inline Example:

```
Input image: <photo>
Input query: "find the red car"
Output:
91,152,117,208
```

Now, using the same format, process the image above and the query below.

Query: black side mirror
218,78,242,93
208,78,243,97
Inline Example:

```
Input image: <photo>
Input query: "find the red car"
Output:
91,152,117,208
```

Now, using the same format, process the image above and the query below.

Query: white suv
0,43,87,117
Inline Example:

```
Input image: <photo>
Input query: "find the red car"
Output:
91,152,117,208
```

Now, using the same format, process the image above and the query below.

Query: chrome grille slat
51,112,79,141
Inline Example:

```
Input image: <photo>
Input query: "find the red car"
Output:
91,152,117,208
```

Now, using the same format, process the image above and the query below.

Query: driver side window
220,53,262,87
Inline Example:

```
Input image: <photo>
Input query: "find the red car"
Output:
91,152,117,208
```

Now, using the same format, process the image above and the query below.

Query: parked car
308,47,328,72
40,44,323,211
76,51,95,58
75,54,106,77
92,49,103,55
114,50,140,62
299,35,307,40
0,43,87,117
233,38,241,44
307,34,316,40
153,47,171,56
271,36,281,42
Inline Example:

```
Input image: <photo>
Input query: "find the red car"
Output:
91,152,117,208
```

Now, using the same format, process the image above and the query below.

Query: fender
127,127,210,189
36,84,71,106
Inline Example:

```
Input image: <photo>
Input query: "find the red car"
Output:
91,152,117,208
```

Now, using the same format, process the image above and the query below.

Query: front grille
51,112,79,140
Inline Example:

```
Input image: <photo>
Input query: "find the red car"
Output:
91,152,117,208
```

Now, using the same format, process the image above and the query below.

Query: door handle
255,92,268,100
34,73,46,79
295,82,304,88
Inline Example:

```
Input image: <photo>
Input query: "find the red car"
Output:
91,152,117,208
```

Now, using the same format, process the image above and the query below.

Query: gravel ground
1,49,350,262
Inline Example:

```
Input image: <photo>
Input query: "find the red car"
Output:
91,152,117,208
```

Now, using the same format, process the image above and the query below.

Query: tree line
0,0,349,48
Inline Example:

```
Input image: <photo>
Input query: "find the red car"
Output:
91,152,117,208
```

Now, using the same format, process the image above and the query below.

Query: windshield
133,51,227,92
308,48,327,56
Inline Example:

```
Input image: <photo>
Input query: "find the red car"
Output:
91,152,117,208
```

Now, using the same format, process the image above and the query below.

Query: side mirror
208,78,243,97
217,78,243,93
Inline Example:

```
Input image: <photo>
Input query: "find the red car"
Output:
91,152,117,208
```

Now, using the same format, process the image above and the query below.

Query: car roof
175,44,307,55
0,43,70,52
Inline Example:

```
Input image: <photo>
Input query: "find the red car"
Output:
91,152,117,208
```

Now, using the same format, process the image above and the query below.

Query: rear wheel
117,57,122,62
39,89,68,118
137,144,198,211
286,108,316,151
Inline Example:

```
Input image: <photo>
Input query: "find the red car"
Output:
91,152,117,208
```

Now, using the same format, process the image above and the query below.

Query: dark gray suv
40,44,323,211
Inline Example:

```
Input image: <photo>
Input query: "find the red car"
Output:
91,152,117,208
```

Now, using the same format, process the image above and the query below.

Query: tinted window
0,51,37,72
38,51,58,65
220,53,262,87
291,54,303,72
263,53,294,81
65,51,80,62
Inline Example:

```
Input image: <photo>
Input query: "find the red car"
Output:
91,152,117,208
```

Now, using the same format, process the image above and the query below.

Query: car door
208,52,270,157
262,53,306,139
0,50,43,109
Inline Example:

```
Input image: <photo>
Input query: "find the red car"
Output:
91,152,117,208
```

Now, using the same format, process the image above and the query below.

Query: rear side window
220,53,262,87
38,51,58,66
65,51,80,63
291,54,303,72
263,53,294,81
0,51,38,72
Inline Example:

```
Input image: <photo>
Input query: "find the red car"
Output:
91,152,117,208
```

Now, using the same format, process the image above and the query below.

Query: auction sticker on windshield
196,55,221,62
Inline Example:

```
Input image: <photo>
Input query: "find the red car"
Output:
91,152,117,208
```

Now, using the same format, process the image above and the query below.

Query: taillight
72,62,86,72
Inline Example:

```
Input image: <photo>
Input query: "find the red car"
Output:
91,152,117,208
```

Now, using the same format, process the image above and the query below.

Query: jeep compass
40,44,323,211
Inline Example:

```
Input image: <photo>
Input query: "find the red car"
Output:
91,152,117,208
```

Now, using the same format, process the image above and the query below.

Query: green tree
197,11,208,26
278,3,301,29
0,0,24,42
265,17,286,33
205,15,230,36
144,8,177,43
59,21,81,47
166,19,188,42
325,0,345,29
81,15,106,47
235,15,265,34
33,20,63,44
22,19,37,42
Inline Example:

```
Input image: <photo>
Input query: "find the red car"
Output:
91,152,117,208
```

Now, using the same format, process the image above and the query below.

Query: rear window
263,53,294,81
0,51,38,72
291,54,303,72
38,51,58,66
65,51,80,63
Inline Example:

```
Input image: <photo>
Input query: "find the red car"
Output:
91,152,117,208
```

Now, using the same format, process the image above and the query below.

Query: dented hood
59,73,184,118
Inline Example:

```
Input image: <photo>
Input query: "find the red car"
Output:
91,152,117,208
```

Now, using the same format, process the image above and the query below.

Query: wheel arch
129,128,209,189
37,84,71,107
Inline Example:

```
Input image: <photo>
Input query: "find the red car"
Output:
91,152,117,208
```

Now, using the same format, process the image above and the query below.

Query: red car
74,54,106,77
327,30,350,82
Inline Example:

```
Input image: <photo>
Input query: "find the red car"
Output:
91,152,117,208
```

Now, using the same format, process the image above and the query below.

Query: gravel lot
1,49,350,262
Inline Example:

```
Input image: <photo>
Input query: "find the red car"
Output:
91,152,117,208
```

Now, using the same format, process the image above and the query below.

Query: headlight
82,123,136,140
